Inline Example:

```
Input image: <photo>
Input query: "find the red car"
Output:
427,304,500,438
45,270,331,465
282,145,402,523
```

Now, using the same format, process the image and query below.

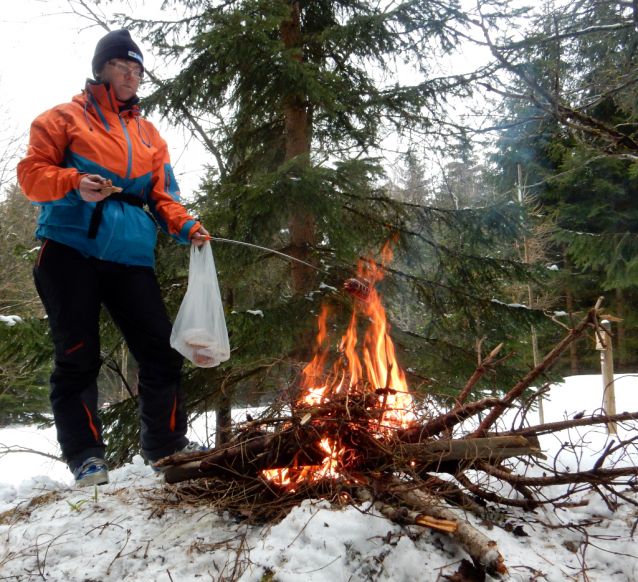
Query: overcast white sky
0,0,208,197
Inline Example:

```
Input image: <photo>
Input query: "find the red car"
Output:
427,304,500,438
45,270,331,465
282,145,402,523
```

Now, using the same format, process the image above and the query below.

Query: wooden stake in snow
597,320,617,435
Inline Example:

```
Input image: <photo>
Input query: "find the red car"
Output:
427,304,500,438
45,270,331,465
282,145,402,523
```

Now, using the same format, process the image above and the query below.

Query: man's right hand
79,175,110,202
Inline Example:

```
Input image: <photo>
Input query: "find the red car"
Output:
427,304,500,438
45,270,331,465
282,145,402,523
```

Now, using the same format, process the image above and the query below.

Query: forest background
1,0,637,465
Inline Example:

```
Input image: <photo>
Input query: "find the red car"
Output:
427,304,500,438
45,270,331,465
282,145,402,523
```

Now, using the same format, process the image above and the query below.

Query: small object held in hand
100,178,123,196
343,278,371,303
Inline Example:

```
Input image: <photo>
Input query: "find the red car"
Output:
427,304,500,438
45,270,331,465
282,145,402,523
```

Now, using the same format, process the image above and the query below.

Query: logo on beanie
128,51,143,63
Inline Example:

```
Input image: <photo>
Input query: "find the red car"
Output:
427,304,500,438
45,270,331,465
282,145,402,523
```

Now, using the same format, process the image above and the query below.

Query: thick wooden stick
356,488,458,533
398,436,543,466
472,299,602,437
496,411,638,438
478,463,638,487
390,483,508,579
161,431,326,484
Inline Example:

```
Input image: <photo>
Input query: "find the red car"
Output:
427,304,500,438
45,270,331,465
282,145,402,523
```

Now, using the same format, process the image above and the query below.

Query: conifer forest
1,0,638,467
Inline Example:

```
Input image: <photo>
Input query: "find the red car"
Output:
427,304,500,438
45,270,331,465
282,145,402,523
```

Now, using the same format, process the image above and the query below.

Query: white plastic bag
170,242,230,367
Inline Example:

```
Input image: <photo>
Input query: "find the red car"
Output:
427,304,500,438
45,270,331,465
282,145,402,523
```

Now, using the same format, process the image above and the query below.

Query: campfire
262,248,416,490
154,261,638,579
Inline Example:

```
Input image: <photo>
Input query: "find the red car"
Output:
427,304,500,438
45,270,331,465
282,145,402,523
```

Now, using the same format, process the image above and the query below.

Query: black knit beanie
92,29,144,77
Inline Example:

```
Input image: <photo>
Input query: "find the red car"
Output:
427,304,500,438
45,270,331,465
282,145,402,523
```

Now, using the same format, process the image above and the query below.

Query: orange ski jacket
17,80,201,267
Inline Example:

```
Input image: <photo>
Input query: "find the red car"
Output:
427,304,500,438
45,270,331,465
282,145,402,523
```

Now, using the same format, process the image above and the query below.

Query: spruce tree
116,1,543,427
489,0,638,372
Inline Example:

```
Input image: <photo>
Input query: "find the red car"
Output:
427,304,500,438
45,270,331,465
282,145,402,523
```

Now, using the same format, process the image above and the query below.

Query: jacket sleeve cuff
177,219,200,244
74,173,86,190
188,221,202,241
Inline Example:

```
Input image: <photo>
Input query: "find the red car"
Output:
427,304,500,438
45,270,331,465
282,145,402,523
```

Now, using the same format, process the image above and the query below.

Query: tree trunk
215,390,232,446
280,1,315,293
616,287,626,368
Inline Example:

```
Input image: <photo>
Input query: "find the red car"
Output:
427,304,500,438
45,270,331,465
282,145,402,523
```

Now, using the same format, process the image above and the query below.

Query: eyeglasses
107,60,144,80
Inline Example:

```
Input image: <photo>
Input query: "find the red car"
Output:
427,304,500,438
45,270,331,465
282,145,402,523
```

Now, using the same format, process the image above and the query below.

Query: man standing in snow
17,29,207,486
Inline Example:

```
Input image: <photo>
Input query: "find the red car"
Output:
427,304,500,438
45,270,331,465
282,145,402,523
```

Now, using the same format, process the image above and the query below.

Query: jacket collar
81,79,141,118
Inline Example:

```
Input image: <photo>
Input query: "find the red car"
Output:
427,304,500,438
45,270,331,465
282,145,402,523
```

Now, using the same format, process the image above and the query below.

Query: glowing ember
262,244,415,488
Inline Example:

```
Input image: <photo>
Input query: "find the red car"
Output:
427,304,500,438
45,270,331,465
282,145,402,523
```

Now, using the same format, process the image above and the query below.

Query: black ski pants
33,238,188,471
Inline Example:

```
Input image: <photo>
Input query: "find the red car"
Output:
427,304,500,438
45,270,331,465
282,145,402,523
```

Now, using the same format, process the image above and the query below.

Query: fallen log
161,430,327,484
388,482,509,579
355,488,458,533
398,436,546,469
162,433,545,485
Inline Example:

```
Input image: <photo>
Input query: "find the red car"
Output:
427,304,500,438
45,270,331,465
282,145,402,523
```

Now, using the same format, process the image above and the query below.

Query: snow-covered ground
1,376,637,581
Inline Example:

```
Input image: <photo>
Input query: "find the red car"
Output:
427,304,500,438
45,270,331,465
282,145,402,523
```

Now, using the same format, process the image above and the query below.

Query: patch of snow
2,383,638,581
0,483,16,513
490,299,530,309
247,310,264,317
553,311,568,317
319,283,338,292
16,475,65,499
548,264,559,271
0,315,23,326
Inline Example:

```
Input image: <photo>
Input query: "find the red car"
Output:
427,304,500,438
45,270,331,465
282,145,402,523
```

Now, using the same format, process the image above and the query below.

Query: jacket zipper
100,111,130,258
119,115,133,180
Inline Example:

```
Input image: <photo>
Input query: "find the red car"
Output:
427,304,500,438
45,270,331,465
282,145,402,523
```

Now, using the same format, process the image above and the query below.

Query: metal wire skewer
204,235,331,276
203,236,371,302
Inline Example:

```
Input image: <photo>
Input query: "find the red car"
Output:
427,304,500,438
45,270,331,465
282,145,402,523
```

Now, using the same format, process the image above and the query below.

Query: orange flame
302,304,331,405
262,243,414,488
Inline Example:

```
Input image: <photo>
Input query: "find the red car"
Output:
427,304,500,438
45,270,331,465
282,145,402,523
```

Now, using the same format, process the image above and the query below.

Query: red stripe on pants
82,402,99,440
170,396,177,431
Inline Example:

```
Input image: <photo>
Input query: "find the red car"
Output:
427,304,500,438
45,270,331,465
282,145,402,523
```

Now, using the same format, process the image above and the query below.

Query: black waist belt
87,193,145,239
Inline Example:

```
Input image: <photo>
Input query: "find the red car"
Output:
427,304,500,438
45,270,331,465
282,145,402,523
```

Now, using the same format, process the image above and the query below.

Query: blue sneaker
73,457,109,487
152,441,208,473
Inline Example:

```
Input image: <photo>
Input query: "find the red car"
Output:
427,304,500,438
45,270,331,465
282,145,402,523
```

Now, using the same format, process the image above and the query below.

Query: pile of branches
155,299,638,579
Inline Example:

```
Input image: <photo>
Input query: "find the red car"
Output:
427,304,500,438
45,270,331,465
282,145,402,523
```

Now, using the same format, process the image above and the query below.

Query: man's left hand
190,226,210,246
